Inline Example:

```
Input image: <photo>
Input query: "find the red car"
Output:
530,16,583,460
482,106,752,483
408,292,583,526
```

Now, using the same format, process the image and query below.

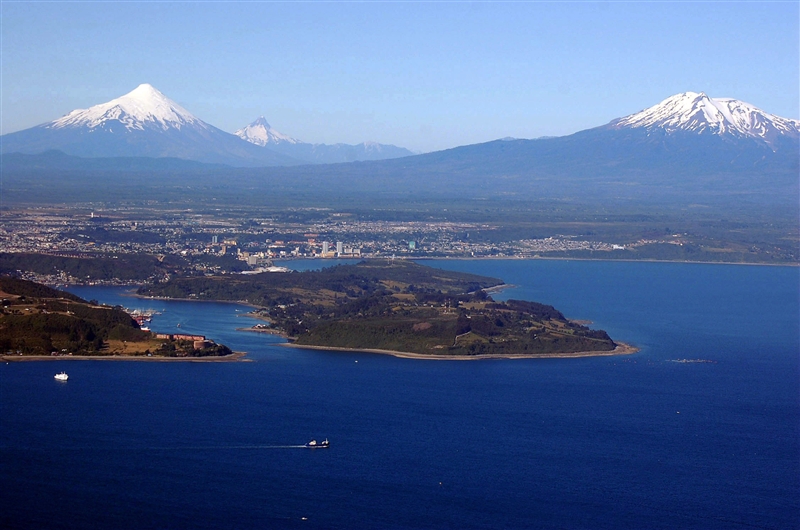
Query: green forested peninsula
0,277,231,358
139,261,619,357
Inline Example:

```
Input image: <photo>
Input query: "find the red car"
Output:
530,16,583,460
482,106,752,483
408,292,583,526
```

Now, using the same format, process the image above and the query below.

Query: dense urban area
1,204,796,285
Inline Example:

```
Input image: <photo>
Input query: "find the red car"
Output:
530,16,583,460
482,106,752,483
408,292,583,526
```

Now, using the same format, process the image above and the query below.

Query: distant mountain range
234,116,414,164
0,84,413,166
399,91,799,178
226,91,797,204
2,89,798,206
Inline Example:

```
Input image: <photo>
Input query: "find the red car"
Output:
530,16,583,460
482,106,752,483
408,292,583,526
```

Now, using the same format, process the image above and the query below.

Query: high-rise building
336,242,343,255
322,242,329,255
212,235,218,244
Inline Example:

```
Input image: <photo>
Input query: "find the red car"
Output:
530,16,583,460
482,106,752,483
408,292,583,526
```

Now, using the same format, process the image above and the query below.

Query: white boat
54,372,68,381
305,438,329,448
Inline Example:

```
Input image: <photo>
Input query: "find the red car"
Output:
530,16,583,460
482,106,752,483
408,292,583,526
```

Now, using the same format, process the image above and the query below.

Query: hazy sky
2,1,798,152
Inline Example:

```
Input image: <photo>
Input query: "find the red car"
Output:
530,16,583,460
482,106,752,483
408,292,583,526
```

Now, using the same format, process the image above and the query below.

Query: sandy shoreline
1,351,249,362
130,292,259,308
236,326,284,335
482,283,513,294
280,341,639,361
240,311,272,322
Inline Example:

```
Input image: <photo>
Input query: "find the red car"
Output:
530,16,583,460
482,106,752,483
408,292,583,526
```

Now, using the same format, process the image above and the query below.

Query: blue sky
2,1,798,152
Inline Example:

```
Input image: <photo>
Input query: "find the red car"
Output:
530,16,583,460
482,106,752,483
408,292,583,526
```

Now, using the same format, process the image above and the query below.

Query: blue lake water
1,260,798,529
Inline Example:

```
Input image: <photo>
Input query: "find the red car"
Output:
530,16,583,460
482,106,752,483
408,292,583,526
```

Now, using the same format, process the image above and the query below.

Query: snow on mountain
0,84,300,166
49,84,205,132
234,117,300,146
608,92,800,149
234,117,414,163
358,141,391,153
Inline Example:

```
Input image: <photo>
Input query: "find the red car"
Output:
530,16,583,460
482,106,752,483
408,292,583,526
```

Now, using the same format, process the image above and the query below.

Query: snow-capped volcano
234,116,414,163
608,92,800,149
0,84,299,166
50,84,205,132
234,117,299,146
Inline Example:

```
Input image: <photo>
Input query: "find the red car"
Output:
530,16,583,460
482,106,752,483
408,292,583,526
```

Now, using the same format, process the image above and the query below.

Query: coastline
482,283,513,294
47,257,797,292
129,292,259,308
236,326,284,335
409,256,800,267
280,341,639,361
277,256,798,268
1,351,249,362
240,311,272,322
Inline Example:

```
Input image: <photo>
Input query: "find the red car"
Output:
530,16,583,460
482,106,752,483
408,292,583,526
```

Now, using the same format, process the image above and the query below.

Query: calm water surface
1,260,798,529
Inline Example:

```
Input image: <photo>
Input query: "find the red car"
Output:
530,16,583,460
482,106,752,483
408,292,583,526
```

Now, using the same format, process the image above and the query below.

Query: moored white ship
54,372,68,381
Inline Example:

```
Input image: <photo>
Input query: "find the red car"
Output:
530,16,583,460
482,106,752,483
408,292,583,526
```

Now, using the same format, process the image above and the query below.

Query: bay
1,260,798,529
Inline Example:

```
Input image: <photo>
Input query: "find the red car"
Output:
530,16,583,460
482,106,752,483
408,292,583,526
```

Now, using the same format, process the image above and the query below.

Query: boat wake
3,444,317,451
666,359,717,364
152,444,313,450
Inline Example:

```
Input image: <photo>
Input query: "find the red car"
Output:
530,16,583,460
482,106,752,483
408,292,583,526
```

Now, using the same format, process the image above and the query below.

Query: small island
139,260,634,359
0,276,234,360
